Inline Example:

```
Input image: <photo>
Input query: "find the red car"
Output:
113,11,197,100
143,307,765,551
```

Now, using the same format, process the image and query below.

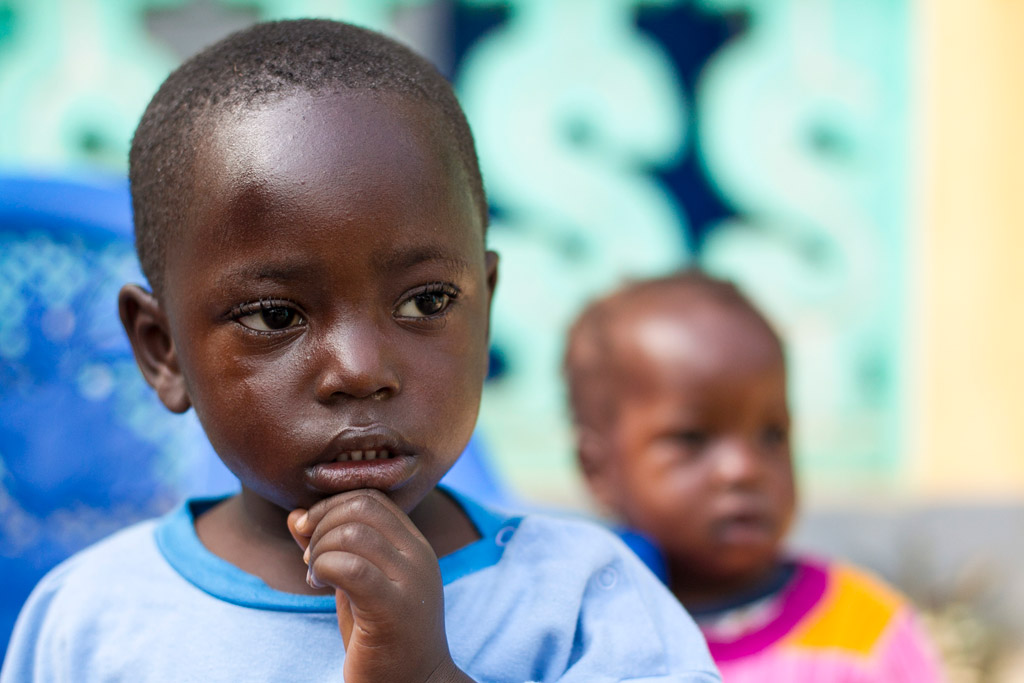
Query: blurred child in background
565,270,945,682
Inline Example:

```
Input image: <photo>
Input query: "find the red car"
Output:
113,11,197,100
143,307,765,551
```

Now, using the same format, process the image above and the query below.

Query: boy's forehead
160,89,483,295
197,90,461,190
179,89,480,248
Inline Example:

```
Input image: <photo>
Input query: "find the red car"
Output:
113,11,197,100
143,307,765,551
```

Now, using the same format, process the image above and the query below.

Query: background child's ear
118,284,191,414
575,426,619,512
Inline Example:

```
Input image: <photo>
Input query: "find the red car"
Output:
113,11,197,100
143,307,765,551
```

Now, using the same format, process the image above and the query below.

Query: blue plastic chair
0,173,235,657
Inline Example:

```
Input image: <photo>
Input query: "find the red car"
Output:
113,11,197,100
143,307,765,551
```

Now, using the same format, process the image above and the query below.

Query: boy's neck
193,487,479,596
195,492,322,595
408,487,481,559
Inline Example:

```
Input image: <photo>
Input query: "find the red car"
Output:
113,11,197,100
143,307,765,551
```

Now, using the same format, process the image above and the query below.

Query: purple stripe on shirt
704,559,829,662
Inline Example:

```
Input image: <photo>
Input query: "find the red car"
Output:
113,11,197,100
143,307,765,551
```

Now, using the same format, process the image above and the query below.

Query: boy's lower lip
305,454,418,494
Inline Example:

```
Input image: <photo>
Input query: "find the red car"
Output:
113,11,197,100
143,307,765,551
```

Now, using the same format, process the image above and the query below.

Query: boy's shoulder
8,513,180,631
27,516,167,605
441,497,721,681
1,516,173,682
446,491,667,584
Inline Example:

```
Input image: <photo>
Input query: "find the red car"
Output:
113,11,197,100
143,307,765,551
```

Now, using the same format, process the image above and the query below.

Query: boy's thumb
286,509,311,553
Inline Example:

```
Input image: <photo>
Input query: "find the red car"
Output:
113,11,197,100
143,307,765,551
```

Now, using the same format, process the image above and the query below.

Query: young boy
0,21,720,683
565,271,945,682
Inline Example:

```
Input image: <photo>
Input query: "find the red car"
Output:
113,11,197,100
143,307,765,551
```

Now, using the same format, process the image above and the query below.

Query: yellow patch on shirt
783,564,903,657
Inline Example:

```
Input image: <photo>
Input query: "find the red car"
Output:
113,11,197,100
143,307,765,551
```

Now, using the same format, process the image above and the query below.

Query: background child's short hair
129,18,487,297
563,268,783,430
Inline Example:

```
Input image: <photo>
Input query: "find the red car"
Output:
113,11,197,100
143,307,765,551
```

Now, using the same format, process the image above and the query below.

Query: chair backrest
0,173,236,657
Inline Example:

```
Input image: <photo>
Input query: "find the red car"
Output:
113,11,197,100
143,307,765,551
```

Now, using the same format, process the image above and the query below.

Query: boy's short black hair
130,18,486,297
564,269,783,430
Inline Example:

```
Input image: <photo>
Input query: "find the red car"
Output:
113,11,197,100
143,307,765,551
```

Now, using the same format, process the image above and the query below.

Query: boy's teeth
332,449,394,462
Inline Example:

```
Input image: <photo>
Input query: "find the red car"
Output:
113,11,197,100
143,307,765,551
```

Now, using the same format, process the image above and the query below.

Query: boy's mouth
329,449,398,462
316,424,418,465
305,424,422,495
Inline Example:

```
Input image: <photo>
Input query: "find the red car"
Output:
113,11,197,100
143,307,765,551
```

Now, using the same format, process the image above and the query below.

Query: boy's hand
287,489,473,683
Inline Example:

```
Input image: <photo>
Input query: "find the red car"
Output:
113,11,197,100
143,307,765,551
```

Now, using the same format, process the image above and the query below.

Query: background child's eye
237,306,303,331
674,430,708,449
396,291,452,318
761,425,789,449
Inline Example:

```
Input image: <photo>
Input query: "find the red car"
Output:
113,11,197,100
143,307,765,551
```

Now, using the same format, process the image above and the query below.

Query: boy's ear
484,250,498,299
118,284,192,414
483,250,499,337
575,425,619,512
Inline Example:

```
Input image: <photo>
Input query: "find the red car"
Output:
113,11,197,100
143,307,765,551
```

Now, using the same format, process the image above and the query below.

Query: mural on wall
454,0,909,499
0,0,436,170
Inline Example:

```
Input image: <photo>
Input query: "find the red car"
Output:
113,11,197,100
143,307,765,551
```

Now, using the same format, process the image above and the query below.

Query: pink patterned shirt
697,558,945,682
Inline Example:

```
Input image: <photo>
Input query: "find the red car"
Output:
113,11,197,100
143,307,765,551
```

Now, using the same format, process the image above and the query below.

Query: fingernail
302,546,310,565
296,513,308,530
306,567,321,589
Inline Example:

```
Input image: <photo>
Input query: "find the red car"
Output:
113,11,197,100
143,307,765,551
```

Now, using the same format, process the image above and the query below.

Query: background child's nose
714,440,763,486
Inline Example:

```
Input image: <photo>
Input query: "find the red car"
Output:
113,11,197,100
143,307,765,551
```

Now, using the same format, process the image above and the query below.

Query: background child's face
588,297,795,584
155,91,495,514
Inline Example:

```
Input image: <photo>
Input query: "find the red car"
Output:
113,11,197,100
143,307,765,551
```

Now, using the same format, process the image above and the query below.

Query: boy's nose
311,323,400,402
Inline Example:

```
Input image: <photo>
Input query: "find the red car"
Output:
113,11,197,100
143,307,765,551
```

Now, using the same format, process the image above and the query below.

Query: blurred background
1,0,1022,679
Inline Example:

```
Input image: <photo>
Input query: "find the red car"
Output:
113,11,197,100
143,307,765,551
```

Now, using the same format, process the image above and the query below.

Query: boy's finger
309,549,396,607
304,489,424,549
286,508,312,553
311,522,403,569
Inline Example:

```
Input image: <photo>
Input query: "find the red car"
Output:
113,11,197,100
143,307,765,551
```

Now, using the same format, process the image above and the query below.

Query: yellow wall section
912,0,1024,497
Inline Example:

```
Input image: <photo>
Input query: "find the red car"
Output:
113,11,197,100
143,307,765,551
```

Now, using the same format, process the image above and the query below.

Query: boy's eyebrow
373,245,471,274
215,246,470,284
219,263,310,283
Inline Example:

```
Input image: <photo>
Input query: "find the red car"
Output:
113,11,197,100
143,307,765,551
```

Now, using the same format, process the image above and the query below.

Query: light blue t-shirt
1,490,720,682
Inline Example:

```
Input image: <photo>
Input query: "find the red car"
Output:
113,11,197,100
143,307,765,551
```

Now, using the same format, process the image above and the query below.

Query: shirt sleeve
554,534,721,683
872,607,947,683
0,563,75,683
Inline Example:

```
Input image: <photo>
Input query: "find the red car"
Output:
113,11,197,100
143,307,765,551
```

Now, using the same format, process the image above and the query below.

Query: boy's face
585,295,795,586
151,91,495,514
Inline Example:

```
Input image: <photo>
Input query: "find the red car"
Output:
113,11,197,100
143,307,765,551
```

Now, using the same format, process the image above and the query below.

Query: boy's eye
236,305,304,332
395,285,459,319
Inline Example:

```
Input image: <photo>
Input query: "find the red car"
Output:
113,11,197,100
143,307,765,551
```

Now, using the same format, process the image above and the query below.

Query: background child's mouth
713,514,775,545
